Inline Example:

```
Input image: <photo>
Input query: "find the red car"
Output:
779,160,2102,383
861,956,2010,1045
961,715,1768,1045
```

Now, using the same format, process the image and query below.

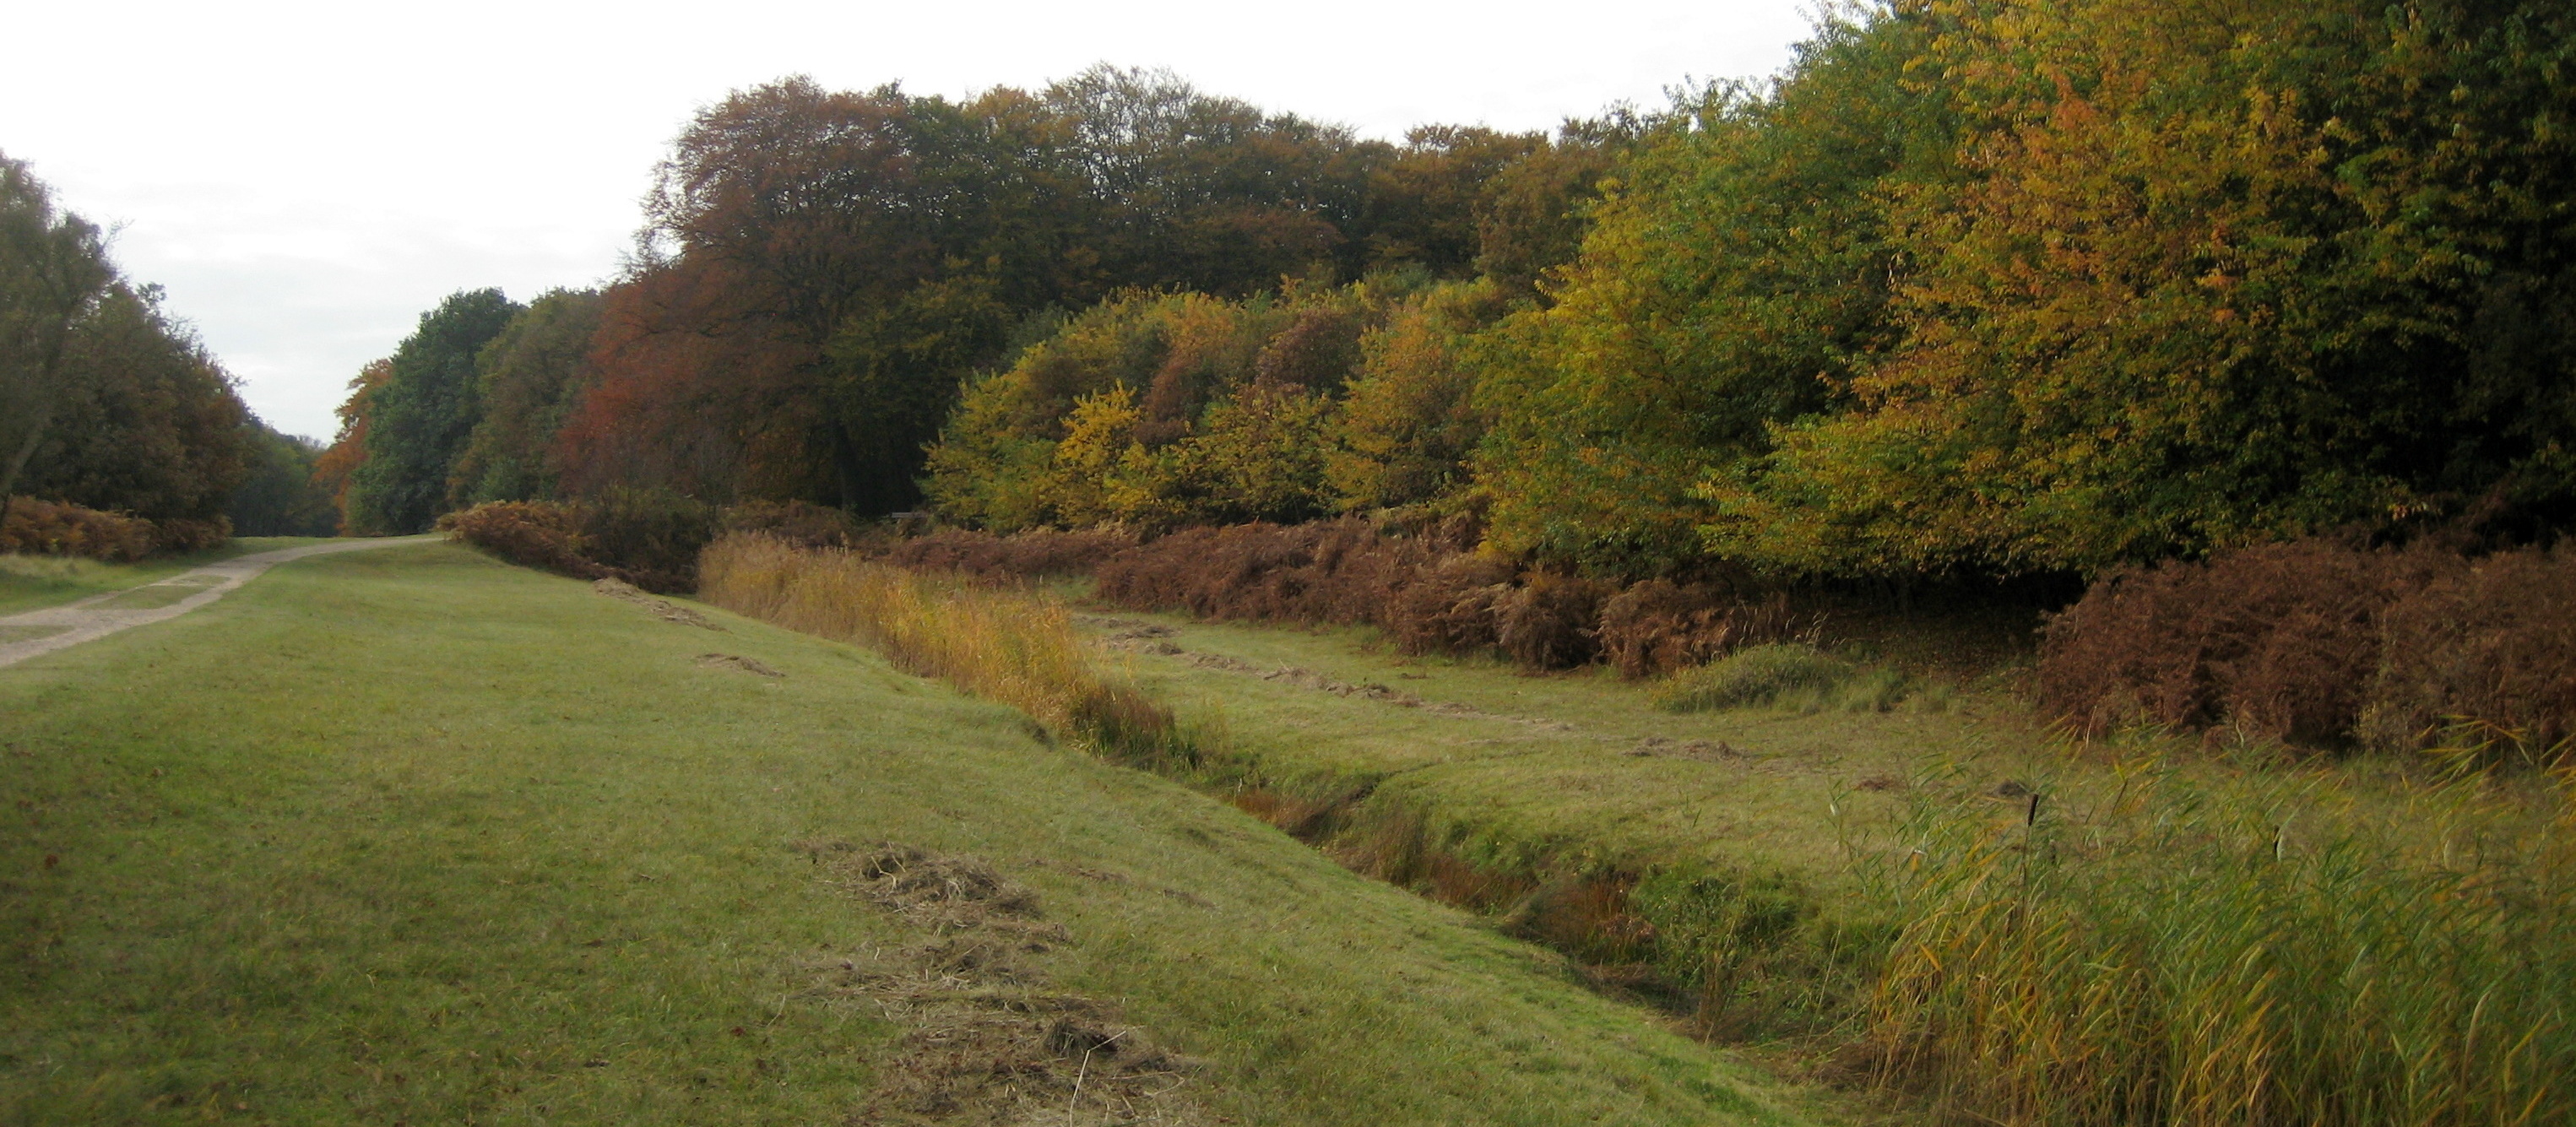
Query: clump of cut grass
1657,643,1915,713
699,533,1185,764
1863,766,2576,1125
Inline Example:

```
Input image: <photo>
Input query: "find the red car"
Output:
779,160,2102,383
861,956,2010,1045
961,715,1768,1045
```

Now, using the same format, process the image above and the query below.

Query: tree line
336,0,2575,581
0,154,334,552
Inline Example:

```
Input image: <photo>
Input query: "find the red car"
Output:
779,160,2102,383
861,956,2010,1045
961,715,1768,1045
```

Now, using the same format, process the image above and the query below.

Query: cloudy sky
2,0,1814,440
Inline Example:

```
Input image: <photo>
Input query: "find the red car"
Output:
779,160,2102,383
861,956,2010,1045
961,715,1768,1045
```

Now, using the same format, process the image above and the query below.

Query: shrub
1656,644,1866,713
1595,579,1811,679
150,517,231,554
2038,541,2460,749
722,499,864,550
894,515,1824,675
442,491,718,593
1495,572,1613,669
573,488,716,592
881,527,1138,578
2366,549,2576,765
0,497,160,561
439,501,600,578
1382,553,1515,656
1091,518,1447,627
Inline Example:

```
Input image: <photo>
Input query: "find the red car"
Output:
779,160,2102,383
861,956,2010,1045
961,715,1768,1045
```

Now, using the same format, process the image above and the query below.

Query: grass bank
2,540,1811,1124
702,535,2576,1125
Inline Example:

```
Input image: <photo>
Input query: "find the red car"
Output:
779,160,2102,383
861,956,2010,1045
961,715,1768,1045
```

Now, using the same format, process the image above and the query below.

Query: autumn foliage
0,497,161,561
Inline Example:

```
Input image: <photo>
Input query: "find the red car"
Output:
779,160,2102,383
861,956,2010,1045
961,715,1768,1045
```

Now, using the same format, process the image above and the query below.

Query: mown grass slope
0,542,1814,1125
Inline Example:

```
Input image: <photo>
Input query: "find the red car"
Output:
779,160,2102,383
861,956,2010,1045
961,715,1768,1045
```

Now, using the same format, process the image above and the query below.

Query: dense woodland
0,154,339,557
331,0,2573,589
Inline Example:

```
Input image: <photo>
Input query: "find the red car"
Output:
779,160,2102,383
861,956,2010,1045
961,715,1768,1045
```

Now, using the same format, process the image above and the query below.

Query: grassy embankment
0,537,334,616
701,534,2576,1126
1,540,1817,1125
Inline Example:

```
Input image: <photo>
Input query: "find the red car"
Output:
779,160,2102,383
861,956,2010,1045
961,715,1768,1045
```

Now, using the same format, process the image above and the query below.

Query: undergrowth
698,533,1184,764
2,496,227,560
2041,539,2576,761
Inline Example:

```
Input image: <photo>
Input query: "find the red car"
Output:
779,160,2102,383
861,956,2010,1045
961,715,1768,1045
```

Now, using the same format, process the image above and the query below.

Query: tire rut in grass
800,842,1209,1125
593,577,722,629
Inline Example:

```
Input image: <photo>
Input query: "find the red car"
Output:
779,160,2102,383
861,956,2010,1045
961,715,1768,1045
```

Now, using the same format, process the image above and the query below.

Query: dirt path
0,536,438,669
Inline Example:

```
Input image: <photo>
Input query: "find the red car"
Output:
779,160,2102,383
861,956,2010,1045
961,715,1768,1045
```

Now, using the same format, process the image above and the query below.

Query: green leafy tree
1329,279,1511,511
1472,115,1642,298
1710,0,2576,576
227,420,338,536
0,154,115,512
555,68,1497,517
21,283,252,528
1168,382,1337,525
1470,9,1955,575
347,289,522,533
925,283,1387,530
450,289,605,506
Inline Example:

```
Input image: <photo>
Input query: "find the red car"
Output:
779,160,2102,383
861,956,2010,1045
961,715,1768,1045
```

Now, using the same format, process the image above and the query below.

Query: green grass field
0,538,334,616
0,542,1822,1125
1089,608,2036,891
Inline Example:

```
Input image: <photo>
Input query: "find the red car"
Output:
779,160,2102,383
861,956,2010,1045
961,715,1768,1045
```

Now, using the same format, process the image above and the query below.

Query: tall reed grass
1865,764,2576,1125
698,533,1183,764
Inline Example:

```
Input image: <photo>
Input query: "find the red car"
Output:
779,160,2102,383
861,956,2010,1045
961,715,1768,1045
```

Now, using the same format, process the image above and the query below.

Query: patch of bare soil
800,843,1210,1125
593,577,722,630
696,653,784,677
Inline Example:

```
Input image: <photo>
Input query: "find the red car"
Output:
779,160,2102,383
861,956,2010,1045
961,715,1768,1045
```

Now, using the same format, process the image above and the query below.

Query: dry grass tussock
1060,517,1809,675
699,534,1181,763
801,842,1207,1125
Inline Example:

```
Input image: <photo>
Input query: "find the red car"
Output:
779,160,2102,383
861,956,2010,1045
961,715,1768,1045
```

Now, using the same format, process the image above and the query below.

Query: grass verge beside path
0,537,334,616
2,542,1814,1125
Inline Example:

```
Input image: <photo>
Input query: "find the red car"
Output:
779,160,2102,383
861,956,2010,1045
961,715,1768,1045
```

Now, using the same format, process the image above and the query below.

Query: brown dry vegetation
882,528,1140,579
931,518,1815,676
699,534,1180,762
1,496,227,561
438,491,723,593
2040,539,2576,763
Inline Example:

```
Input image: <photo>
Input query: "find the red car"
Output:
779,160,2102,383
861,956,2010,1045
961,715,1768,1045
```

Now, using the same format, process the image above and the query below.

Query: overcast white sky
2,0,1814,441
